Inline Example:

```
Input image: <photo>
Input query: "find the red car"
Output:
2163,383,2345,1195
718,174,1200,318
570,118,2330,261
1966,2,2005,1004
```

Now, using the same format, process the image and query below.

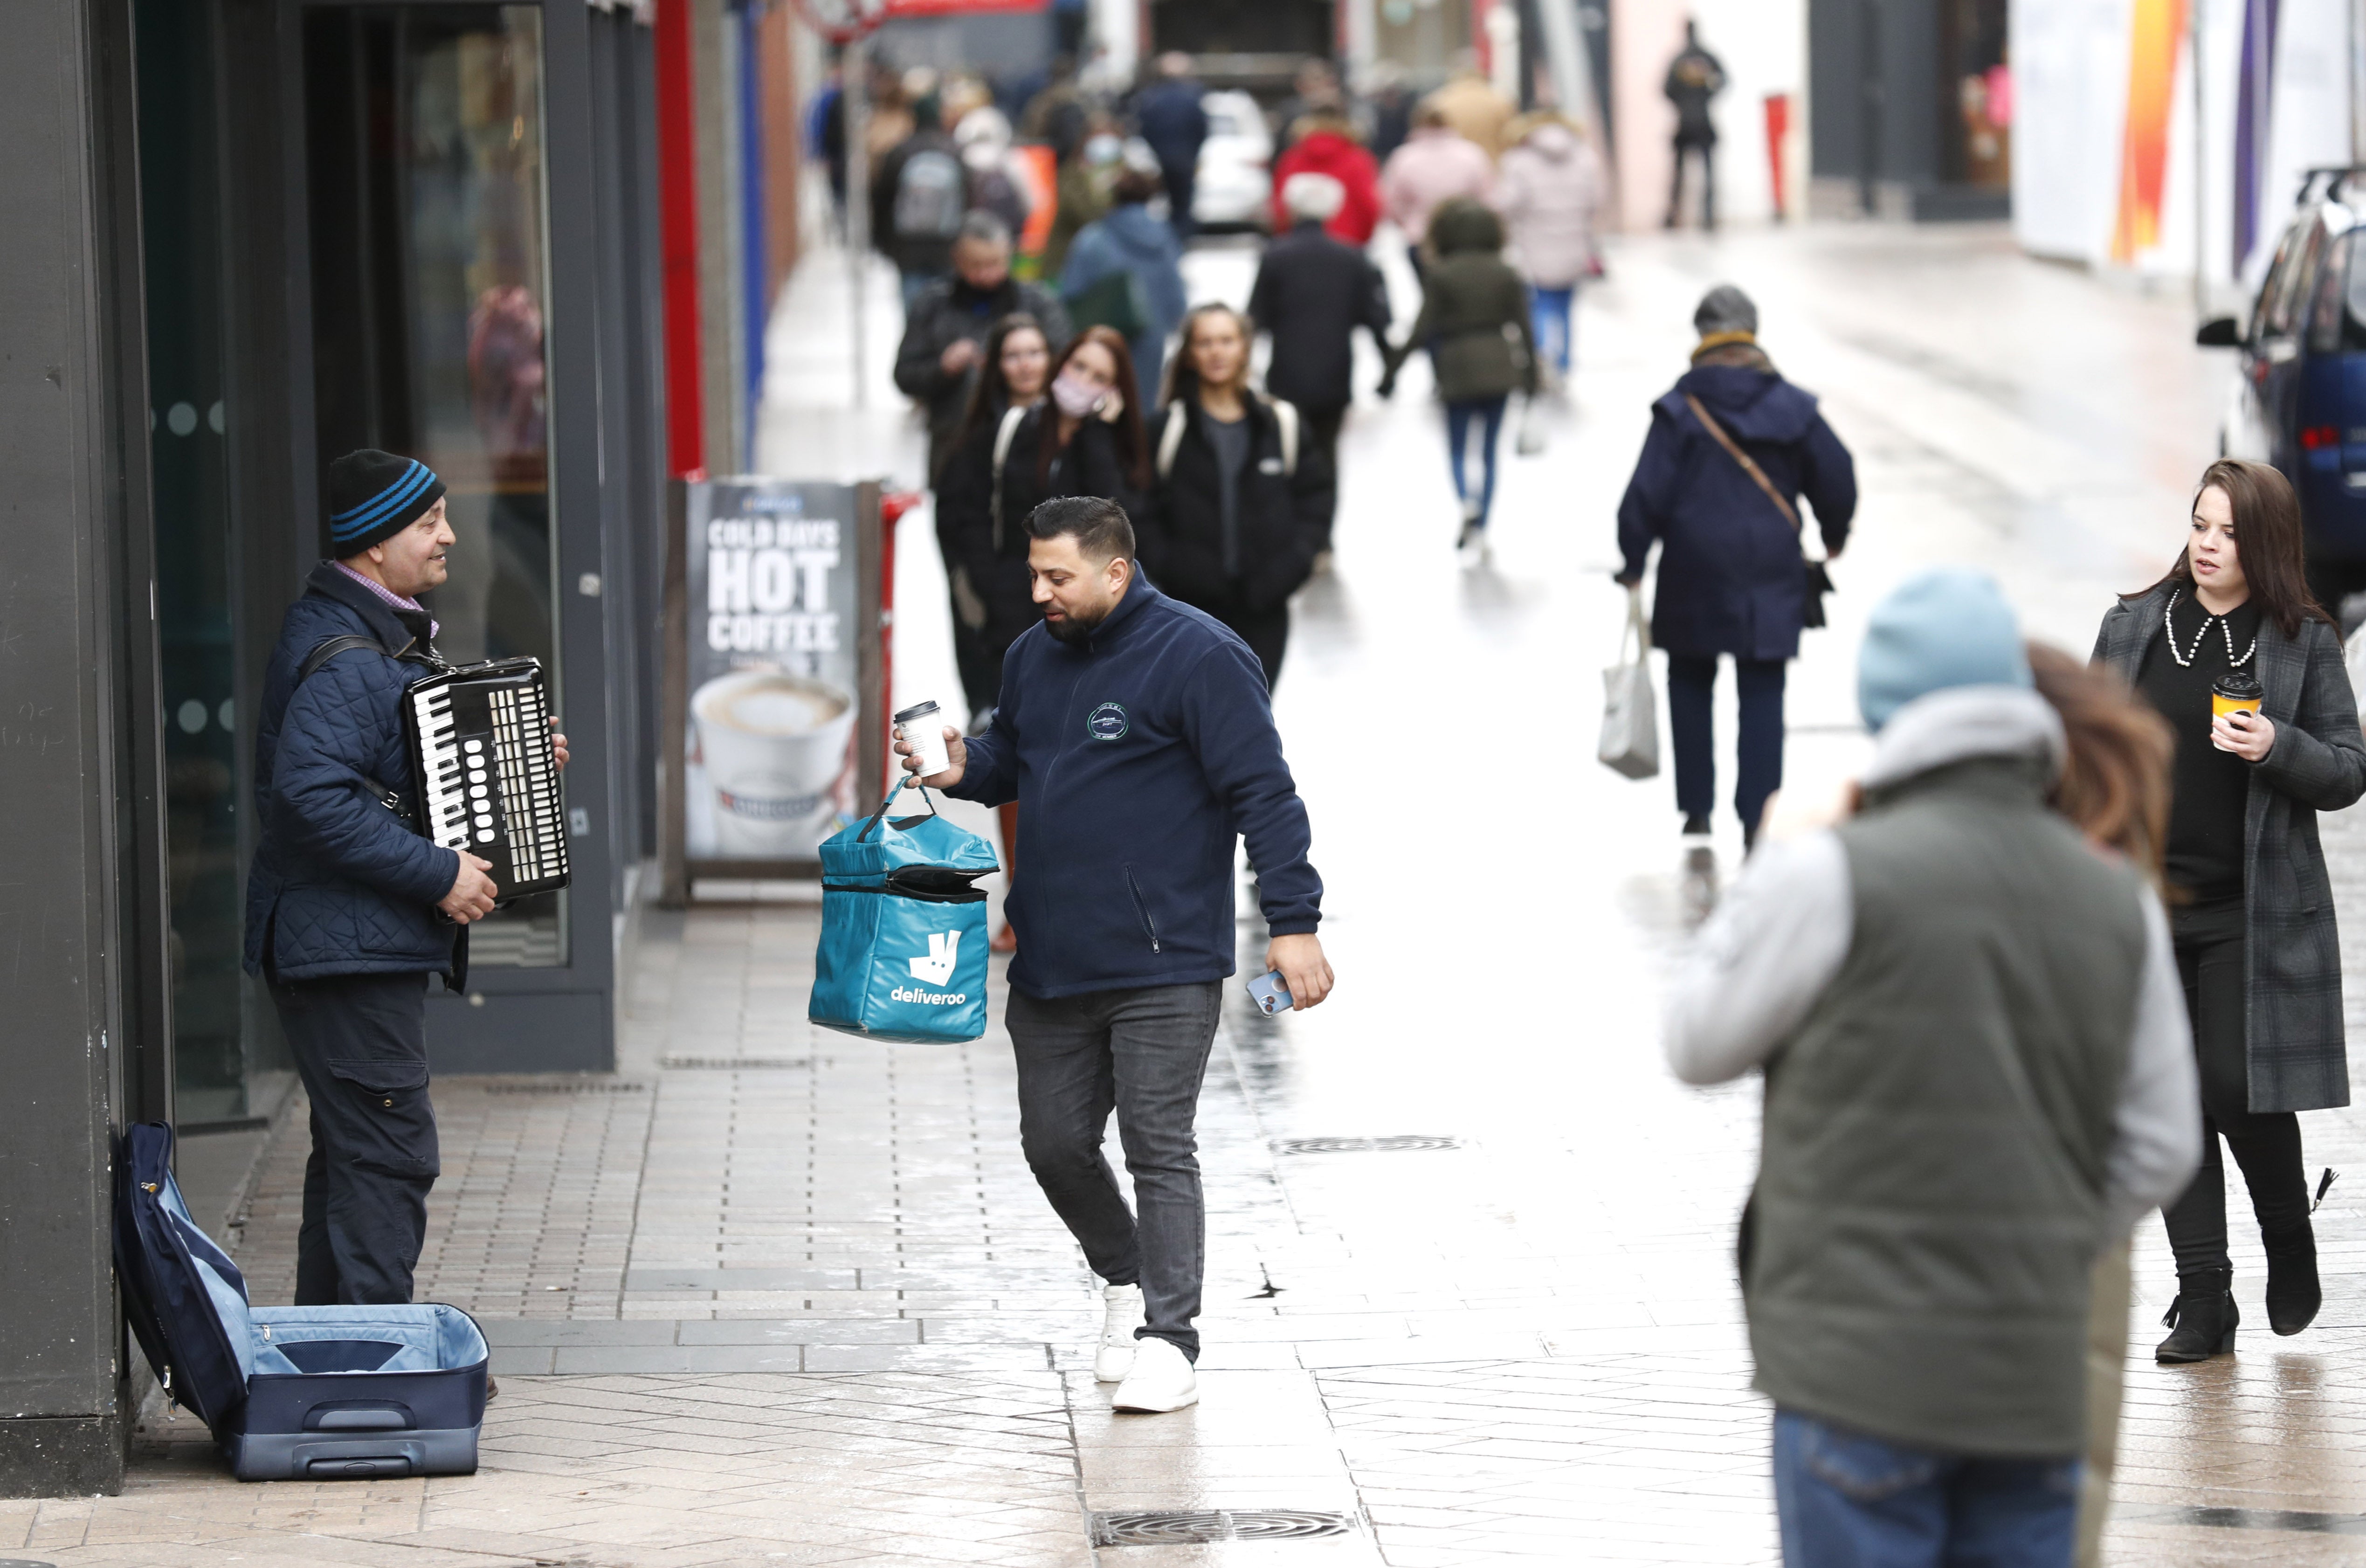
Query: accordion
403,657,570,904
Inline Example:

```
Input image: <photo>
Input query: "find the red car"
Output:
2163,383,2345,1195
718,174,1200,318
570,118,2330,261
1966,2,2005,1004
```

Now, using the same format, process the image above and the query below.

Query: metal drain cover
1271,1135,1462,1154
660,1055,828,1071
1090,1510,1353,1546
480,1080,647,1095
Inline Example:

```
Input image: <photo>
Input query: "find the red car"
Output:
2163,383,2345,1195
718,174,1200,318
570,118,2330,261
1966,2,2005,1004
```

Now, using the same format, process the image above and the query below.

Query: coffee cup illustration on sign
690,670,855,855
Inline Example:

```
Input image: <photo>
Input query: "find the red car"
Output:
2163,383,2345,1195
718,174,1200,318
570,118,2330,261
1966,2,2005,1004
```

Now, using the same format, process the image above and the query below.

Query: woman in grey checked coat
2093,458,2366,1362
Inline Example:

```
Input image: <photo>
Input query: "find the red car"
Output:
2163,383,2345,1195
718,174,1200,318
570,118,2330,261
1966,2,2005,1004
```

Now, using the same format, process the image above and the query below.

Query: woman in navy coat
1615,285,1857,845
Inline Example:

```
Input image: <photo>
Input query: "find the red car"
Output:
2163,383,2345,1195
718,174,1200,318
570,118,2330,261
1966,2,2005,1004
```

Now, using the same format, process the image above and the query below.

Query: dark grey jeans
1006,980,1225,1361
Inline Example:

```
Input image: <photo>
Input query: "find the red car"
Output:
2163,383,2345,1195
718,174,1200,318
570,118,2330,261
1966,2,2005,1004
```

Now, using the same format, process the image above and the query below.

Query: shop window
304,5,565,967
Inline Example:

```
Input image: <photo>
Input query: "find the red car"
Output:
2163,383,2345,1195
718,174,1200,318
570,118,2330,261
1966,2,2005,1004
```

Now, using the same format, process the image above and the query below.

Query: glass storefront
304,4,566,967
135,0,285,1125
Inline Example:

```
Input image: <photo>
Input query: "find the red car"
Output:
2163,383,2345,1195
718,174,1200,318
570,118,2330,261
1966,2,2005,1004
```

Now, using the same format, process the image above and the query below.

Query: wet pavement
14,222,2366,1564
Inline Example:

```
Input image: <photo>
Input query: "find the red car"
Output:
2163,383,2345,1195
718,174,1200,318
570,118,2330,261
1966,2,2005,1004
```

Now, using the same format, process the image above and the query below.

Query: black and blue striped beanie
325,449,447,555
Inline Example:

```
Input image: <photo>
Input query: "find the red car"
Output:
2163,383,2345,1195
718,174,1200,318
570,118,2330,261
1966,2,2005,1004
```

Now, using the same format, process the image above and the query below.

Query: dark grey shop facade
4,0,669,1492
1808,0,2012,221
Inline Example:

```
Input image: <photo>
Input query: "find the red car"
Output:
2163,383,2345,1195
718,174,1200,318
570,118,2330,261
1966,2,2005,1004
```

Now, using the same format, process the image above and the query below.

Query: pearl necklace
2165,587,2257,669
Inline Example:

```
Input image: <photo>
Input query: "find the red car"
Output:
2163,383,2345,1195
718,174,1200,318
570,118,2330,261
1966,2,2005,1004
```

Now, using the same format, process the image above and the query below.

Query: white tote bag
1598,587,1660,780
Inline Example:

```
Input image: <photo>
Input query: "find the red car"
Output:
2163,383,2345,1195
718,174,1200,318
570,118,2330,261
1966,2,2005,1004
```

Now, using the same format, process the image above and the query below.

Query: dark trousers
1668,138,1718,229
1301,404,1347,553
2162,896,2311,1275
1667,653,1787,835
272,972,440,1305
1007,980,1225,1360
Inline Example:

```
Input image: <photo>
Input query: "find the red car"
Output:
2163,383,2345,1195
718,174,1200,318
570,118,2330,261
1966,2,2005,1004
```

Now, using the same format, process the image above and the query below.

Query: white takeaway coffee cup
690,670,856,855
893,699,953,778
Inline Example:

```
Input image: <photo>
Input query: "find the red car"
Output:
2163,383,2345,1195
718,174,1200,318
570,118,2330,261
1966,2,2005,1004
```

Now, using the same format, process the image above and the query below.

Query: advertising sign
662,477,885,894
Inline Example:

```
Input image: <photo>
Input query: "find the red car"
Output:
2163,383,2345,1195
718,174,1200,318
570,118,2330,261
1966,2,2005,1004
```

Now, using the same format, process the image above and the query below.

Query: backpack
1063,267,1152,342
1155,398,1300,480
893,146,966,242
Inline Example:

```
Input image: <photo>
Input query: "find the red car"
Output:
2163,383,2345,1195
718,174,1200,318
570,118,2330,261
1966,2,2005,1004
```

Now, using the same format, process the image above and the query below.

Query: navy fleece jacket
950,578,1321,999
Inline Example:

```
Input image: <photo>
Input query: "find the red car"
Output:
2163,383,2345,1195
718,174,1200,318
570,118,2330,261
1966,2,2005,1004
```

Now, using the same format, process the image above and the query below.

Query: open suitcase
114,1121,489,1481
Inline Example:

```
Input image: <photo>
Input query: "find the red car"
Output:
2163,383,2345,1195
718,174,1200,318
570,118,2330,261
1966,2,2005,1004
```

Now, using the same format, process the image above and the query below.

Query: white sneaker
1094,1283,1144,1382
1111,1336,1198,1413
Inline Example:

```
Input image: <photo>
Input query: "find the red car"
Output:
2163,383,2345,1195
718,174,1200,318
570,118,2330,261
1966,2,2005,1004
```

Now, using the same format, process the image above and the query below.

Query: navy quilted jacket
242,564,462,982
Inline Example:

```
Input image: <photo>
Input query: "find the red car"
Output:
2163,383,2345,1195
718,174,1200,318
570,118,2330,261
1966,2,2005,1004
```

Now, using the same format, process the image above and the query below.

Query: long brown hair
2027,642,2174,884
2128,458,2333,638
1159,303,1254,409
1041,326,1149,490
939,312,1050,483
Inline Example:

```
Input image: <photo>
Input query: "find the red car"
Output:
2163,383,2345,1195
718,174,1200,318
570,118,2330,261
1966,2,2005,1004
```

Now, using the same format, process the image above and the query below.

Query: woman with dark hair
934,313,1054,714
2093,457,2366,1362
1140,304,1335,689
938,325,1148,951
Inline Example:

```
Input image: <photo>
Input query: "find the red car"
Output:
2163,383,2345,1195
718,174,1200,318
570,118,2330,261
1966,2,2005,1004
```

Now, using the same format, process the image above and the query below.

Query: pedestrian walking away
893,213,1072,480
245,449,571,1308
1378,197,1537,552
1249,172,1393,487
871,97,973,310
1059,160,1187,411
1616,284,1857,846
896,495,1335,1416
1269,113,1382,246
1142,303,1336,689
1669,568,2200,1568
1379,105,1493,282
936,326,1150,951
2091,457,2366,1362
1132,53,1209,242
1492,113,1603,386
1422,64,1517,159
952,107,1033,239
1664,21,1726,230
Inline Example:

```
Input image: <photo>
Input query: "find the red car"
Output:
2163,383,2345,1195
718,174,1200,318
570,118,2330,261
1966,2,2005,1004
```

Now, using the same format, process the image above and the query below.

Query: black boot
2156,1268,2237,1362
2264,1220,2322,1336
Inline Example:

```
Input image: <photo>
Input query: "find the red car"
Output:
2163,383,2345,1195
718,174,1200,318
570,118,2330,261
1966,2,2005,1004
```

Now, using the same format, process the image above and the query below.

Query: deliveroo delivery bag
810,781,999,1042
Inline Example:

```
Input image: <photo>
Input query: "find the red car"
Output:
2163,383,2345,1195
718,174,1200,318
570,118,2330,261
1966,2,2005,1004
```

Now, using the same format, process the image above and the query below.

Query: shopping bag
810,778,1000,1043
1515,392,1546,456
1598,586,1660,780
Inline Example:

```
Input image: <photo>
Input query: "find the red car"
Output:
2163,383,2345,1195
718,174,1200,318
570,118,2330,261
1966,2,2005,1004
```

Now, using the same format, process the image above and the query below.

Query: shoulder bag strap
293,634,418,828
990,405,1029,551
1155,403,1189,480
1270,397,1299,476
297,634,392,684
1683,393,1800,536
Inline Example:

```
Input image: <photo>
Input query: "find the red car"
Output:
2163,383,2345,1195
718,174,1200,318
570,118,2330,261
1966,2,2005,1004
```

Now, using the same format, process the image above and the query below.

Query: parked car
2200,166,2366,606
1193,90,1273,232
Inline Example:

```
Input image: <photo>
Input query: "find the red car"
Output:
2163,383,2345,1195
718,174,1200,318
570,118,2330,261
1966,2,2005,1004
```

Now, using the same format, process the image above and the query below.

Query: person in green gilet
1664,569,2202,1566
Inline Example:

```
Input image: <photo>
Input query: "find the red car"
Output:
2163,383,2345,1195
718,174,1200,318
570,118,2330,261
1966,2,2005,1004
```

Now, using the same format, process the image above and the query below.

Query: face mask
1050,372,1105,420
1084,134,1122,166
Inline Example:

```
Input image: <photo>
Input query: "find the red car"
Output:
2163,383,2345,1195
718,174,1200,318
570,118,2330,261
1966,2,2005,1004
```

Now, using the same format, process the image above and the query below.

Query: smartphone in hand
1246,970,1294,1016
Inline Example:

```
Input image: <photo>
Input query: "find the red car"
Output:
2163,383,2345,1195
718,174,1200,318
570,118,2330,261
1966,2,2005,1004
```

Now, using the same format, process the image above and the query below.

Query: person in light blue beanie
1857,566,2033,732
